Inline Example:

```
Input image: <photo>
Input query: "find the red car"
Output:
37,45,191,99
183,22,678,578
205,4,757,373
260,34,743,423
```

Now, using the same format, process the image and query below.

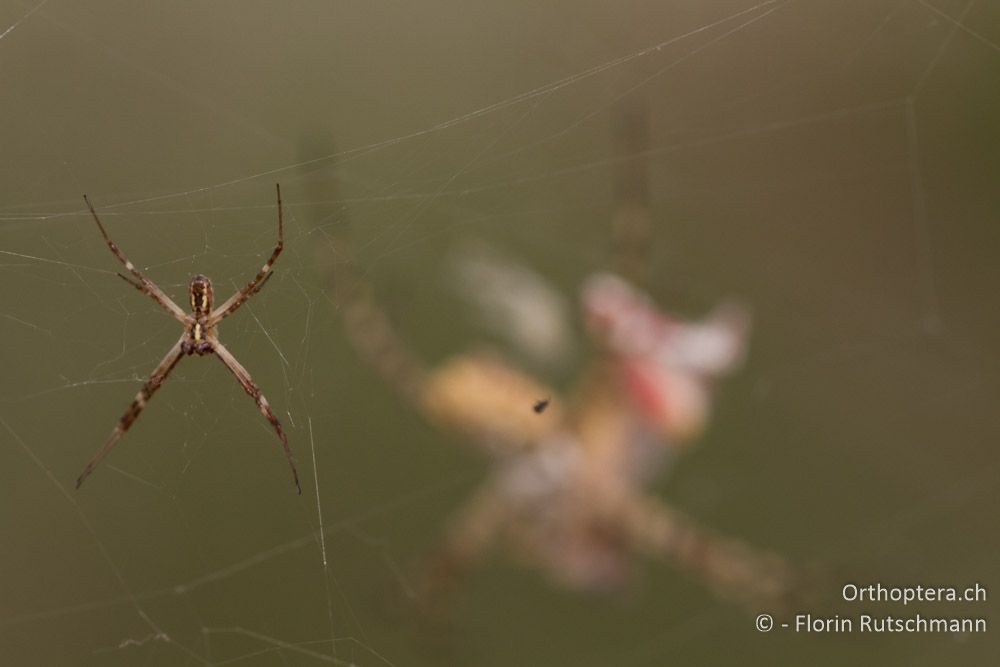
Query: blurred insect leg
624,497,797,611
297,135,430,410
333,266,429,405
610,101,654,287
418,486,507,604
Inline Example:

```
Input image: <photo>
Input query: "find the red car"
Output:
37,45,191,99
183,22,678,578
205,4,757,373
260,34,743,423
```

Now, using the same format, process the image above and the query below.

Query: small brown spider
75,185,300,494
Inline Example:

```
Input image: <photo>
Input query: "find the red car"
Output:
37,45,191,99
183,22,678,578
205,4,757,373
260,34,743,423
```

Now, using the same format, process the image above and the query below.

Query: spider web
1,1,998,665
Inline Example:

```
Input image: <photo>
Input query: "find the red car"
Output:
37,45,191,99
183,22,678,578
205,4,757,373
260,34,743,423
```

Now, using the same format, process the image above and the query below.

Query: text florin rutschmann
795,613,986,634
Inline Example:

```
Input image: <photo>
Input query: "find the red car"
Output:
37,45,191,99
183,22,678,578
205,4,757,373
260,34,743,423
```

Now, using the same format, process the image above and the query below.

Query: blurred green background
0,1,997,665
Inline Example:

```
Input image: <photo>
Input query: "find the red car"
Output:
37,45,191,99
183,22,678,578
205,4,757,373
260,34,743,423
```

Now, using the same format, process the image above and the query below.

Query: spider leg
212,339,301,494
623,496,796,611
76,337,186,489
208,271,275,327
418,485,506,602
302,146,429,408
608,103,653,288
209,184,284,325
83,195,189,323
116,272,142,289
116,272,154,296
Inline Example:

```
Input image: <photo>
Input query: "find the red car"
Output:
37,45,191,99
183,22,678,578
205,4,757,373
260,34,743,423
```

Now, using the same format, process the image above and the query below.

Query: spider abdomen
189,274,214,316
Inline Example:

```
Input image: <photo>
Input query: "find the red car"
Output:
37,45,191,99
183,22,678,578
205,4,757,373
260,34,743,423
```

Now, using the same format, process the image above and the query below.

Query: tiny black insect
532,398,550,414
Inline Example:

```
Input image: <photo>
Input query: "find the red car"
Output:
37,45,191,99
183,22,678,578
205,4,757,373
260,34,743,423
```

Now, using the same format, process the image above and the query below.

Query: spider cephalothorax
76,185,300,493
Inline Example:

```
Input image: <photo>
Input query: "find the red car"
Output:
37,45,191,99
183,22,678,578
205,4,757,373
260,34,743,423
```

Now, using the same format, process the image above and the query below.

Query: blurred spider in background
311,106,797,611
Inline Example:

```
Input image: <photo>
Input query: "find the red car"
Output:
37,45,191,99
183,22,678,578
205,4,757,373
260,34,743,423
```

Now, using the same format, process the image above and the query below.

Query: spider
75,184,301,494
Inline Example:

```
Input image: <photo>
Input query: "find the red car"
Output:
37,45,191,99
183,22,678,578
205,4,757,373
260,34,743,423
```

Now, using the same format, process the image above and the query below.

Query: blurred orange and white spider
75,185,301,494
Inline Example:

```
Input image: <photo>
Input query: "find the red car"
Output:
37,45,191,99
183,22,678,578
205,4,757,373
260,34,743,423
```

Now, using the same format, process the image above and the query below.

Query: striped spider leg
76,185,300,494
